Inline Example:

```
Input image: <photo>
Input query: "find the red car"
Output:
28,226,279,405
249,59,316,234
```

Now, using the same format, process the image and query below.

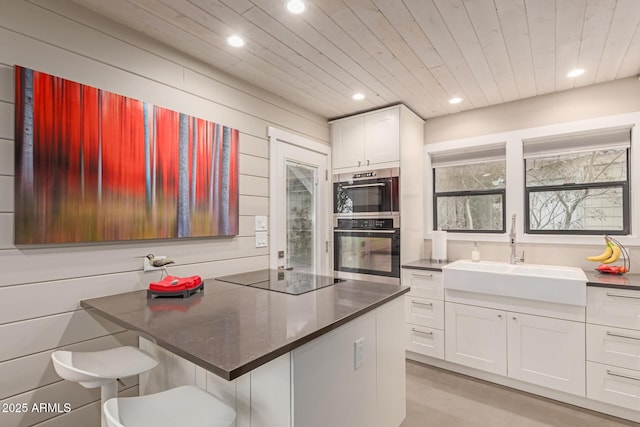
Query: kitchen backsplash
424,240,637,271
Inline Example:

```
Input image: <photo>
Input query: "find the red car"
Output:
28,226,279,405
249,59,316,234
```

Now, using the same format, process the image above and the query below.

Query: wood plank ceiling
71,0,640,120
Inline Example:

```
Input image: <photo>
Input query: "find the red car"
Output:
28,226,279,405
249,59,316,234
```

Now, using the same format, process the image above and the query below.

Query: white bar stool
51,346,158,427
103,385,236,427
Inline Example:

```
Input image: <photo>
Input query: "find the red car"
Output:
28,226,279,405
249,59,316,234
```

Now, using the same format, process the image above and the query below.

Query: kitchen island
81,270,409,427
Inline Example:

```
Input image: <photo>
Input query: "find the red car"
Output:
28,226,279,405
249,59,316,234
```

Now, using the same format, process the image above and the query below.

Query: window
524,127,631,235
432,145,506,232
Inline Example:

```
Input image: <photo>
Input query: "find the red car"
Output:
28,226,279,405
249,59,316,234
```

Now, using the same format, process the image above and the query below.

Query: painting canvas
14,66,239,244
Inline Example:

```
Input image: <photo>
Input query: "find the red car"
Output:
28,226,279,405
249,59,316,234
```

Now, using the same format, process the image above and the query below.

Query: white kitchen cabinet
292,297,405,427
403,265,445,361
331,107,399,170
292,312,376,427
405,324,444,359
587,323,640,371
331,105,425,265
331,116,365,170
401,269,443,300
587,287,640,330
405,295,444,329
141,297,406,427
507,313,585,395
586,286,640,412
444,302,585,395
587,361,640,410
364,108,400,166
445,302,507,375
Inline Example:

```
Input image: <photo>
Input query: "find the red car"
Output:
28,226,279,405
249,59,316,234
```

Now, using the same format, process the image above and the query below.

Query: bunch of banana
587,238,621,264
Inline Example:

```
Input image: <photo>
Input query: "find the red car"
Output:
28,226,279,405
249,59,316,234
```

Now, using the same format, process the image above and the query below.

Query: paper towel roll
431,230,447,261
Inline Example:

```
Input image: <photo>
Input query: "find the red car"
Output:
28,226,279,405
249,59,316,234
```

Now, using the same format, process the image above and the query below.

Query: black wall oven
333,216,400,284
334,168,399,216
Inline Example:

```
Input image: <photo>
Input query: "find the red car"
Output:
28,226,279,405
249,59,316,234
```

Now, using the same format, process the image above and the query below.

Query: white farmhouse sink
442,260,587,306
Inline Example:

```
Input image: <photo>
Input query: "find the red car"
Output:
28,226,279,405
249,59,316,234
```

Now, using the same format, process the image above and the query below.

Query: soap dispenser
471,241,480,262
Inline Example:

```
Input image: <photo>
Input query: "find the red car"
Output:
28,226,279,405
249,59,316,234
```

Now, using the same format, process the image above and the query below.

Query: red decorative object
148,275,204,299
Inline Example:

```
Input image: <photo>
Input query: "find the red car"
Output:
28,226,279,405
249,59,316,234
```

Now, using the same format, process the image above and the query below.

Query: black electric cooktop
215,269,345,295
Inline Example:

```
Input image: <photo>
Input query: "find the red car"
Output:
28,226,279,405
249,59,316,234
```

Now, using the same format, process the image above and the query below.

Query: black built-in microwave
333,167,399,216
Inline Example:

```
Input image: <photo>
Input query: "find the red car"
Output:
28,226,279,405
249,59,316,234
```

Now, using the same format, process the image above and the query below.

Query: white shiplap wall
0,1,329,426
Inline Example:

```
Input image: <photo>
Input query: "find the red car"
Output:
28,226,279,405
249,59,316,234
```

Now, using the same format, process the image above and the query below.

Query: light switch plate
255,215,268,231
255,231,268,248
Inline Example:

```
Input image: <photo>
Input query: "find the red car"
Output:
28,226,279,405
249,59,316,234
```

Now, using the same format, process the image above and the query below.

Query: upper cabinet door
365,108,400,166
331,107,401,171
331,116,365,170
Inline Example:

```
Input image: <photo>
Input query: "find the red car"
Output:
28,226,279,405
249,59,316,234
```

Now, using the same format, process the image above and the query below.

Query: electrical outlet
255,232,268,248
354,337,365,370
255,215,268,231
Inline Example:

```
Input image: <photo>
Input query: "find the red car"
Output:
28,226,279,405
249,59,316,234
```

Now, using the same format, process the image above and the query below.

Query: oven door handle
340,183,386,189
334,229,398,234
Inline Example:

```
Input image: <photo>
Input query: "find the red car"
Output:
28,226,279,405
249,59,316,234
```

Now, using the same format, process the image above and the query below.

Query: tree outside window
525,148,629,234
433,160,506,232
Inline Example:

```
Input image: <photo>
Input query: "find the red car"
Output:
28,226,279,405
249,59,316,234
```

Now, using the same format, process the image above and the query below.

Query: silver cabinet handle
606,293,640,300
411,300,433,307
607,370,640,382
498,314,502,319
334,229,397,234
411,273,433,279
411,328,433,337
358,160,361,167
512,316,517,321
367,159,370,166
606,331,640,341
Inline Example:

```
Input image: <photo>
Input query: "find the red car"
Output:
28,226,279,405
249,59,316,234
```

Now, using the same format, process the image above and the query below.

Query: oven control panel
336,218,395,230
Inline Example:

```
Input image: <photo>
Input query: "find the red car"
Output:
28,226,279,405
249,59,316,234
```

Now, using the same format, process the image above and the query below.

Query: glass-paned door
286,162,317,273
270,132,330,276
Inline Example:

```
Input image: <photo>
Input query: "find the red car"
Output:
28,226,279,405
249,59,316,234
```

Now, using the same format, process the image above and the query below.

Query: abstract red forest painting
14,66,239,244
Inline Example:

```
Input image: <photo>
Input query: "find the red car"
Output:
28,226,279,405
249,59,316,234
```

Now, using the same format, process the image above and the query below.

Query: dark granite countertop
402,259,449,271
81,276,409,381
584,269,640,290
403,259,640,291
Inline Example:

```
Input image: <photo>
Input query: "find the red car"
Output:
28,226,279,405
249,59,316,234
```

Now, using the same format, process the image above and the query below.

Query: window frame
524,148,631,236
432,168,506,234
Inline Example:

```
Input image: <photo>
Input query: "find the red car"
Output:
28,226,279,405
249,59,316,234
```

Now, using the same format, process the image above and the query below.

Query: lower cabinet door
445,302,507,375
507,312,585,396
587,361,640,410
405,324,444,359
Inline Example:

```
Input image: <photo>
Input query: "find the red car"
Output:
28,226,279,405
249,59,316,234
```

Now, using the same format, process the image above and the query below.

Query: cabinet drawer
405,324,444,360
587,361,640,411
402,269,443,299
404,296,444,329
587,287,640,330
587,324,640,371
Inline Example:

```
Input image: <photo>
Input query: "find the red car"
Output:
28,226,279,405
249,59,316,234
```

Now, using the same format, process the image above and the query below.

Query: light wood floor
401,360,640,427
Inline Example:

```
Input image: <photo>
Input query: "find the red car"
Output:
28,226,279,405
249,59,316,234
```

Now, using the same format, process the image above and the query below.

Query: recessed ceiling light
352,93,365,100
286,0,305,14
567,68,585,78
227,35,245,47
448,97,462,104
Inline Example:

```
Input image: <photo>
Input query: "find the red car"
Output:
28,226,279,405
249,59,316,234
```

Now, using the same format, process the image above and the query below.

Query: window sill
425,232,639,246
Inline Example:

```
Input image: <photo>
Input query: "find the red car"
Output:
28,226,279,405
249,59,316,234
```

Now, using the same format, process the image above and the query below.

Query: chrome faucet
509,214,524,264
